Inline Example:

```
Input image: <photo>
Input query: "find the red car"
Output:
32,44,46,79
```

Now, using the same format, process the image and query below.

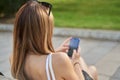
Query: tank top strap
46,54,51,80
46,54,56,80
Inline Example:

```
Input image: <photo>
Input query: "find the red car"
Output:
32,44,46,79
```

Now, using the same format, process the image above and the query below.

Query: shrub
0,0,26,18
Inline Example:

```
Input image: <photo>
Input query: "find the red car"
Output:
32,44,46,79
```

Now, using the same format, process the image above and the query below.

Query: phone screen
67,38,80,57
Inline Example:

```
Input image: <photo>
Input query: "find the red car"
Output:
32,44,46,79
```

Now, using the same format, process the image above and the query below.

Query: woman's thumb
72,49,76,59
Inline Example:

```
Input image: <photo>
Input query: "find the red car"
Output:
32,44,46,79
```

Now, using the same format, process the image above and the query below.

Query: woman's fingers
61,37,72,46
55,37,72,53
72,50,77,59
72,49,80,60
61,47,69,51
63,37,72,43
63,44,69,47
77,46,81,55
55,46,69,53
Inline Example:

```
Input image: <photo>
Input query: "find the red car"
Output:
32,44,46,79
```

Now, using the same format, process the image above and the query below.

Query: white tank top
46,54,56,80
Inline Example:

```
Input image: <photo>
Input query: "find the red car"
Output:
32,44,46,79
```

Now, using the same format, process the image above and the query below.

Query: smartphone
67,38,80,57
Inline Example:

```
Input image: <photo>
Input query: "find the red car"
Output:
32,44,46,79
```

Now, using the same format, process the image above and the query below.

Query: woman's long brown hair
11,1,55,79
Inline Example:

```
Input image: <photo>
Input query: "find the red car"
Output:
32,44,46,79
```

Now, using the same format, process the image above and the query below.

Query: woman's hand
71,47,81,65
55,37,72,53
71,47,85,80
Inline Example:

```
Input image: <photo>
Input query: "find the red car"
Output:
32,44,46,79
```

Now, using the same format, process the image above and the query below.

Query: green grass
48,0,120,30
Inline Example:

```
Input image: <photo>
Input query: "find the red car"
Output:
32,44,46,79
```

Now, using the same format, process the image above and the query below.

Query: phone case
67,38,80,57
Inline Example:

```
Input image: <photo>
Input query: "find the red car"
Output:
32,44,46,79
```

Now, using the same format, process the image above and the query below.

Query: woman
10,0,98,80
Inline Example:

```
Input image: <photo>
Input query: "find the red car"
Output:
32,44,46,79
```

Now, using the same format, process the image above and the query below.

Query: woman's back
24,52,72,80
24,53,47,80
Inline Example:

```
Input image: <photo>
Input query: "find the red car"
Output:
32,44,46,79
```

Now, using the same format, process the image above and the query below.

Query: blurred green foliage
0,0,26,17
51,0,120,30
0,0,120,30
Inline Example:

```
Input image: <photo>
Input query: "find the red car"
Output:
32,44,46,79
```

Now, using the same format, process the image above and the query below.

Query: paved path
0,32,120,80
0,24,120,41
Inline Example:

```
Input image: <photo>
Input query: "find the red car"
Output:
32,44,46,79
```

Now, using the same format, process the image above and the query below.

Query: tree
0,0,27,18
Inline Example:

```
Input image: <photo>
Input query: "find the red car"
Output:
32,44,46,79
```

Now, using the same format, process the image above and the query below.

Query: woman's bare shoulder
52,52,80,80
52,52,72,69
52,52,69,63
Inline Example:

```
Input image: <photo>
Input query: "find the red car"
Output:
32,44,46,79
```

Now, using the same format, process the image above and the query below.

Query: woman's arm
53,53,84,80
72,50,85,80
55,37,85,80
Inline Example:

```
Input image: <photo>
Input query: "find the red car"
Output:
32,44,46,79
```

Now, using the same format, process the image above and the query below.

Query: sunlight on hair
38,0,54,3
38,0,73,3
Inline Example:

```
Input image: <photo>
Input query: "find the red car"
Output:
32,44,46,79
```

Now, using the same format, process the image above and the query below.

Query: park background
0,0,120,80
0,0,120,30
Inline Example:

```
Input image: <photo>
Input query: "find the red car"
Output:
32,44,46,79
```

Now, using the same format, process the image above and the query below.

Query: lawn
43,0,120,30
